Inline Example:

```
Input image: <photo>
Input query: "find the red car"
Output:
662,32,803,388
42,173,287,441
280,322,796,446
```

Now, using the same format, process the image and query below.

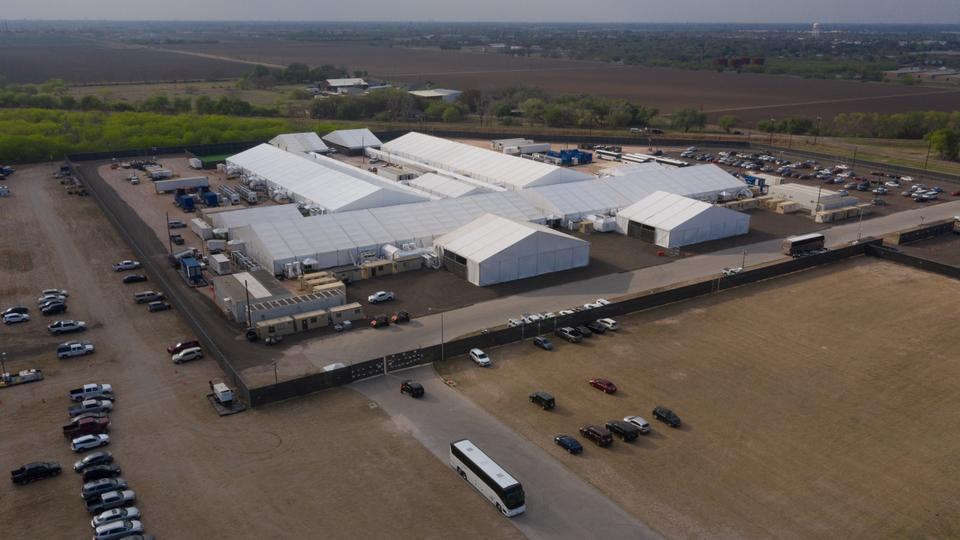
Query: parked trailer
235,185,259,204
218,185,241,205
154,176,210,194
148,169,174,180
596,149,622,161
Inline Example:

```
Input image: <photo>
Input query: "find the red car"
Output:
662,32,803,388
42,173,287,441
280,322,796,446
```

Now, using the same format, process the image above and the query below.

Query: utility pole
857,208,864,242
440,311,445,362
741,250,747,270
1,351,6,374
814,116,822,145
165,211,172,253
923,139,932,170
273,361,278,385
244,279,252,329
852,146,858,171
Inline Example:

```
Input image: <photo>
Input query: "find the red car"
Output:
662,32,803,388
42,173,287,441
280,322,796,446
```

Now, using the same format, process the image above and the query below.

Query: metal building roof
617,191,717,231
321,128,382,150
226,144,425,212
326,78,367,87
407,173,489,199
380,132,591,190
268,132,329,155
435,213,586,263
409,89,462,99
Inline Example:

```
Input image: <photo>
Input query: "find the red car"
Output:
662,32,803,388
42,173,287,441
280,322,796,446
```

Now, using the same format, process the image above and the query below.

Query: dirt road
0,164,521,540
438,258,960,539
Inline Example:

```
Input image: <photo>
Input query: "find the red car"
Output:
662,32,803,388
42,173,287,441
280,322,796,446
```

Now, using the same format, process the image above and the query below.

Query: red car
951,190,960,197
588,378,617,394
167,339,200,354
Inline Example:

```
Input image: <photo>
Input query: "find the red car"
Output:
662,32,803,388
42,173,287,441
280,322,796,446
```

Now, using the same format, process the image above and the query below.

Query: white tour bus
449,439,526,517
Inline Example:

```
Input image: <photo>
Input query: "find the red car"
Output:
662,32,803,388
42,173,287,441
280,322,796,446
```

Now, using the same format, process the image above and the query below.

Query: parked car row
370,310,410,328
133,290,170,313
506,298,611,327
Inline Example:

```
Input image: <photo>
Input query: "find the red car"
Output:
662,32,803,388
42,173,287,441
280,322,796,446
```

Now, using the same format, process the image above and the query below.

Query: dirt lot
0,164,521,540
162,40,960,122
438,258,960,539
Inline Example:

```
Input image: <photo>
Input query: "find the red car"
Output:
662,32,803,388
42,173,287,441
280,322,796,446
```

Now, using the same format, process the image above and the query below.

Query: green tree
543,105,577,127
719,114,739,133
670,108,707,132
520,98,546,124
424,101,448,122
926,128,960,160
441,106,463,123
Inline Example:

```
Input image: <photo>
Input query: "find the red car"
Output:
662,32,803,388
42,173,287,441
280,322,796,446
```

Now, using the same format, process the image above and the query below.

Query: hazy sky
5,0,959,24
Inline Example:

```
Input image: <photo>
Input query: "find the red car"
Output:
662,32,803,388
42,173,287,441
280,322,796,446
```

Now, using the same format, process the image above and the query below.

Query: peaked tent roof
617,191,723,230
268,132,329,155
407,173,490,199
380,132,591,190
226,143,427,212
321,128,382,150
434,213,588,263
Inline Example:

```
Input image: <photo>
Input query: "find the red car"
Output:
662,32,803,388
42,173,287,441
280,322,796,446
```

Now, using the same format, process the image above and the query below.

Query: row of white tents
218,130,754,285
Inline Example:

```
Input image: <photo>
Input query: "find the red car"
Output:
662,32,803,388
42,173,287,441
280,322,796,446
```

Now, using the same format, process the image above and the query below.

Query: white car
71,434,110,453
40,288,68,297
112,260,141,272
47,320,87,335
506,318,522,327
594,298,611,306
37,294,66,305
623,415,652,434
91,507,141,529
3,312,29,324
171,346,203,364
558,309,575,316
367,291,394,304
469,348,491,367
94,519,143,540
597,318,619,331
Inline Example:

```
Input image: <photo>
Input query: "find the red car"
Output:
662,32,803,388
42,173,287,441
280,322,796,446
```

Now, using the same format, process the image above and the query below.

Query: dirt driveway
0,164,520,540
439,258,960,539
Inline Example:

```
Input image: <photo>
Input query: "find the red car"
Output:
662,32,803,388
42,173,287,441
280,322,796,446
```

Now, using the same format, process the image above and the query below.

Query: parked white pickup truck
57,341,95,360
68,383,113,402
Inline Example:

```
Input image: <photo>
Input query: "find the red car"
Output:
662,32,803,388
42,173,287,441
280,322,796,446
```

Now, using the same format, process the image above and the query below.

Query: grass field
438,258,960,539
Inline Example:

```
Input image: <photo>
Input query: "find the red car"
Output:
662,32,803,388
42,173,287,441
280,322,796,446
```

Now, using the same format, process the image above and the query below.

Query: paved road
354,366,659,540
246,200,960,385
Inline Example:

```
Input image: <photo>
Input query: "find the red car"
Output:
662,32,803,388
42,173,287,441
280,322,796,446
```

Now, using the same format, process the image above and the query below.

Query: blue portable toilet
180,256,203,283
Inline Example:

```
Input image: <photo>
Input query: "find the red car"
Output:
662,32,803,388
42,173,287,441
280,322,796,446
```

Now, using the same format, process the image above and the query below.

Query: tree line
0,109,292,163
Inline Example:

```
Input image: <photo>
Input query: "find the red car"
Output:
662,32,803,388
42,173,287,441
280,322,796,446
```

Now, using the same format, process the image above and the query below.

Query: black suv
584,320,607,334
605,420,640,442
82,464,122,483
529,391,555,410
578,425,613,447
11,462,61,485
2,306,28,317
400,380,424,398
652,406,682,428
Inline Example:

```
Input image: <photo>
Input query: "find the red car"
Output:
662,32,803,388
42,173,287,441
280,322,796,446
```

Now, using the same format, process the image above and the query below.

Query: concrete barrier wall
866,244,960,280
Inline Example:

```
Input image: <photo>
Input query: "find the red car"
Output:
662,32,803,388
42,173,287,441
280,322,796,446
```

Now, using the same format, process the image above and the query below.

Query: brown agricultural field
438,258,960,539
0,34,248,84
163,40,960,123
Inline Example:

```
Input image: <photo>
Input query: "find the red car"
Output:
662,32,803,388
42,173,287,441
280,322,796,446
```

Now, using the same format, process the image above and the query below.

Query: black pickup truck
11,462,61,485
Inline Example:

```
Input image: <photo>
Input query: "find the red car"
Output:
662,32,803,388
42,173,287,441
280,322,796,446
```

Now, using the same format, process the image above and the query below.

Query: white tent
226,144,427,213
407,173,490,199
615,191,750,248
521,164,752,224
321,129,382,153
268,132,329,155
434,213,589,286
380,132,591,190
231,191,545,274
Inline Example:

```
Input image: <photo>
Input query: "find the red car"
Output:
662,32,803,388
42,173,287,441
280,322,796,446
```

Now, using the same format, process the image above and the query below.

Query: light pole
741,250,747,270
768,118,776,145
857,207,864,242
1,351,6,374
814,116,822,145
923,138,932,170
428,308,445,361
273,361,278,385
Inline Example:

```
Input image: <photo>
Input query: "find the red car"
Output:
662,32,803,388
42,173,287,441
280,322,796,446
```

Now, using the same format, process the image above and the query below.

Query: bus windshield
503,485,525,509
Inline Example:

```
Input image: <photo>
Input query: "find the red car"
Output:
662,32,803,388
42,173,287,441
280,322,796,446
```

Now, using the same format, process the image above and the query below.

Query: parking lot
0,164,521,540
437,257,960,539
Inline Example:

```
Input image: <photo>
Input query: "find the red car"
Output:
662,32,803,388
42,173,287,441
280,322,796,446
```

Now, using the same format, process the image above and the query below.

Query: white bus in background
449,439,526,517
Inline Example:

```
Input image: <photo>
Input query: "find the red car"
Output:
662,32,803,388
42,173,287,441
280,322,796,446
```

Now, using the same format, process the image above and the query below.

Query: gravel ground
438,257,960,539
0,164,521,540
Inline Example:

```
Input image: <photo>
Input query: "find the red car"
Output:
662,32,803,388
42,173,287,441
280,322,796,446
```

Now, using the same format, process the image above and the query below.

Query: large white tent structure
521,164,752,224
226,144,429,213
406,173,491,199
615,191,750,248
268,132,329,155
231,191,545,273
321,128,382,155
380,132,591,190
434,214,589,286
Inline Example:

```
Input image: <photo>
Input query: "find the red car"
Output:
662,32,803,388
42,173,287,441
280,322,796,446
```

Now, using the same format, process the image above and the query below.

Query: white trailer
154,176,210,194
190,218,213,240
